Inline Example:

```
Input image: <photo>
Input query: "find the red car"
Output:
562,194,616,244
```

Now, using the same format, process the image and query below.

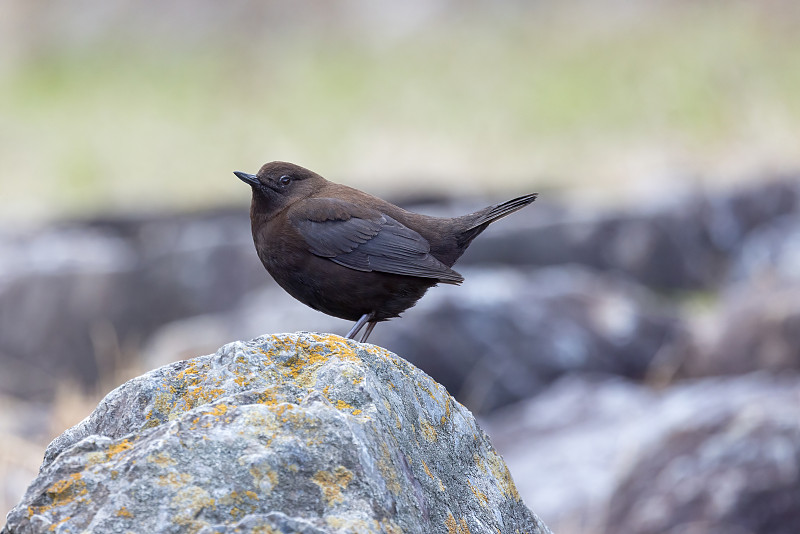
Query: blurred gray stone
605,383,800,534
0,211,268,399
481,373,800,534
463,177,800,291
677,283,800,379
372,266,684,413
730,214,800,286
3,333,548,534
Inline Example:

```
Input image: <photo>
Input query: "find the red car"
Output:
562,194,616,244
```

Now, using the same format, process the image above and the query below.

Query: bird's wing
289,198,464,284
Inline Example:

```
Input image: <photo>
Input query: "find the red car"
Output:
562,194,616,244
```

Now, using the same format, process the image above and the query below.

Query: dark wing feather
290,198,464,284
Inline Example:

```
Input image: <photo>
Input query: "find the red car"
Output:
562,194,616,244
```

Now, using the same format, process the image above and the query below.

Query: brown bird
235,162,537,342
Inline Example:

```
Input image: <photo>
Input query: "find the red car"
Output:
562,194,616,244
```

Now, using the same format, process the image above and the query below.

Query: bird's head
234,161,327,217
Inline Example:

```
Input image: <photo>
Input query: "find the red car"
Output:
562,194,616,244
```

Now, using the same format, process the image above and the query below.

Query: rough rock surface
373,266,683,413
605,386,800,534
482,373,800,534
3,333,548,534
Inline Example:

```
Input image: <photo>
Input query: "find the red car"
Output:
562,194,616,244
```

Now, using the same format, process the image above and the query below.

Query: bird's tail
456,193,538,249
464,193,538,231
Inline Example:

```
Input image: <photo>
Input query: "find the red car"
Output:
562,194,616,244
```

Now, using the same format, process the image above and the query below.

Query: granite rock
3,333,548,534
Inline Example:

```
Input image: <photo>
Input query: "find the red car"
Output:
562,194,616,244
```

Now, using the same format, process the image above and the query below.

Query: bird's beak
234,171,260,187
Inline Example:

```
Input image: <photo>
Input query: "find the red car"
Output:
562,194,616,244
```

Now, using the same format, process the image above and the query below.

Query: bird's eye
279,175,292,186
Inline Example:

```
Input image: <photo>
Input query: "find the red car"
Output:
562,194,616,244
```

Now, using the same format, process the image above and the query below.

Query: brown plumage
235,161,537,342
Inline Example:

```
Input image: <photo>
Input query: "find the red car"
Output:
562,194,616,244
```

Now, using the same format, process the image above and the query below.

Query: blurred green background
3,0,799,224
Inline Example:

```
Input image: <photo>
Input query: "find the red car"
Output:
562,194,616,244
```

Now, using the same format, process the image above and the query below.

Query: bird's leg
346,313,372,340
360,321,377,343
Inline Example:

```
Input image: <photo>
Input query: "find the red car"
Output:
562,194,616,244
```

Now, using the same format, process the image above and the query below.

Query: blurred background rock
2,1,800,533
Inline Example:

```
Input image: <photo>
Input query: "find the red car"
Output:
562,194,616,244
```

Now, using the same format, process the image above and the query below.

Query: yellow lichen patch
484,450,522,501
249,464,278,494
474,454,487,475
421,459,435,481
144,390,175,428
27,473,88,518
419,419,437,442
380,518,405,534
46,473,87,507
255,388,278,406
468,479,489,507
86,438,134,466
218,490,259,520
445,512,472,534
311,466,354,506
115,506,134,518
233,374,252,388
313,334,361,363
107,438,133,460
418,382,444,408
332,398,365,417
335,399,354,411
157,472,192,488
148,452,177,467
47,515,71,531
171,486,216,530
377,441,402,495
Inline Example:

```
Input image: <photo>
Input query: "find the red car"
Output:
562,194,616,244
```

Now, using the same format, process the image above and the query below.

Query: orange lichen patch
27,473,88,517
255,388,278,406
171,486,216,529
233,375,251,388
468,480,489,507
474,454,487,475
219,490,259,520
86,438,135,468
484,450,522,501
419,419,437,442
157,472,192,488
311,466,354,506
107,438,133,460
249,464,278,494
418,382,444,408
335,399,352,410
445,513,472,534
420,458,447,492
421,459,435,481
377,441,402,495
148,452,177,467
47,515,71,531
144,391,174,428
115,506,134,518
380,518,405,534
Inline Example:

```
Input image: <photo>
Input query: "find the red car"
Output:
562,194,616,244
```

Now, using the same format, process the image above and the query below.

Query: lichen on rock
3,332,549,534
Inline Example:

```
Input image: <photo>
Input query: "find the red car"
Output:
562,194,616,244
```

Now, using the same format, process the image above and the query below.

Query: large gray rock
372,266,684,413
605,383,800,534
3,333,548,534
0,211,266,400
482,373,800,534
